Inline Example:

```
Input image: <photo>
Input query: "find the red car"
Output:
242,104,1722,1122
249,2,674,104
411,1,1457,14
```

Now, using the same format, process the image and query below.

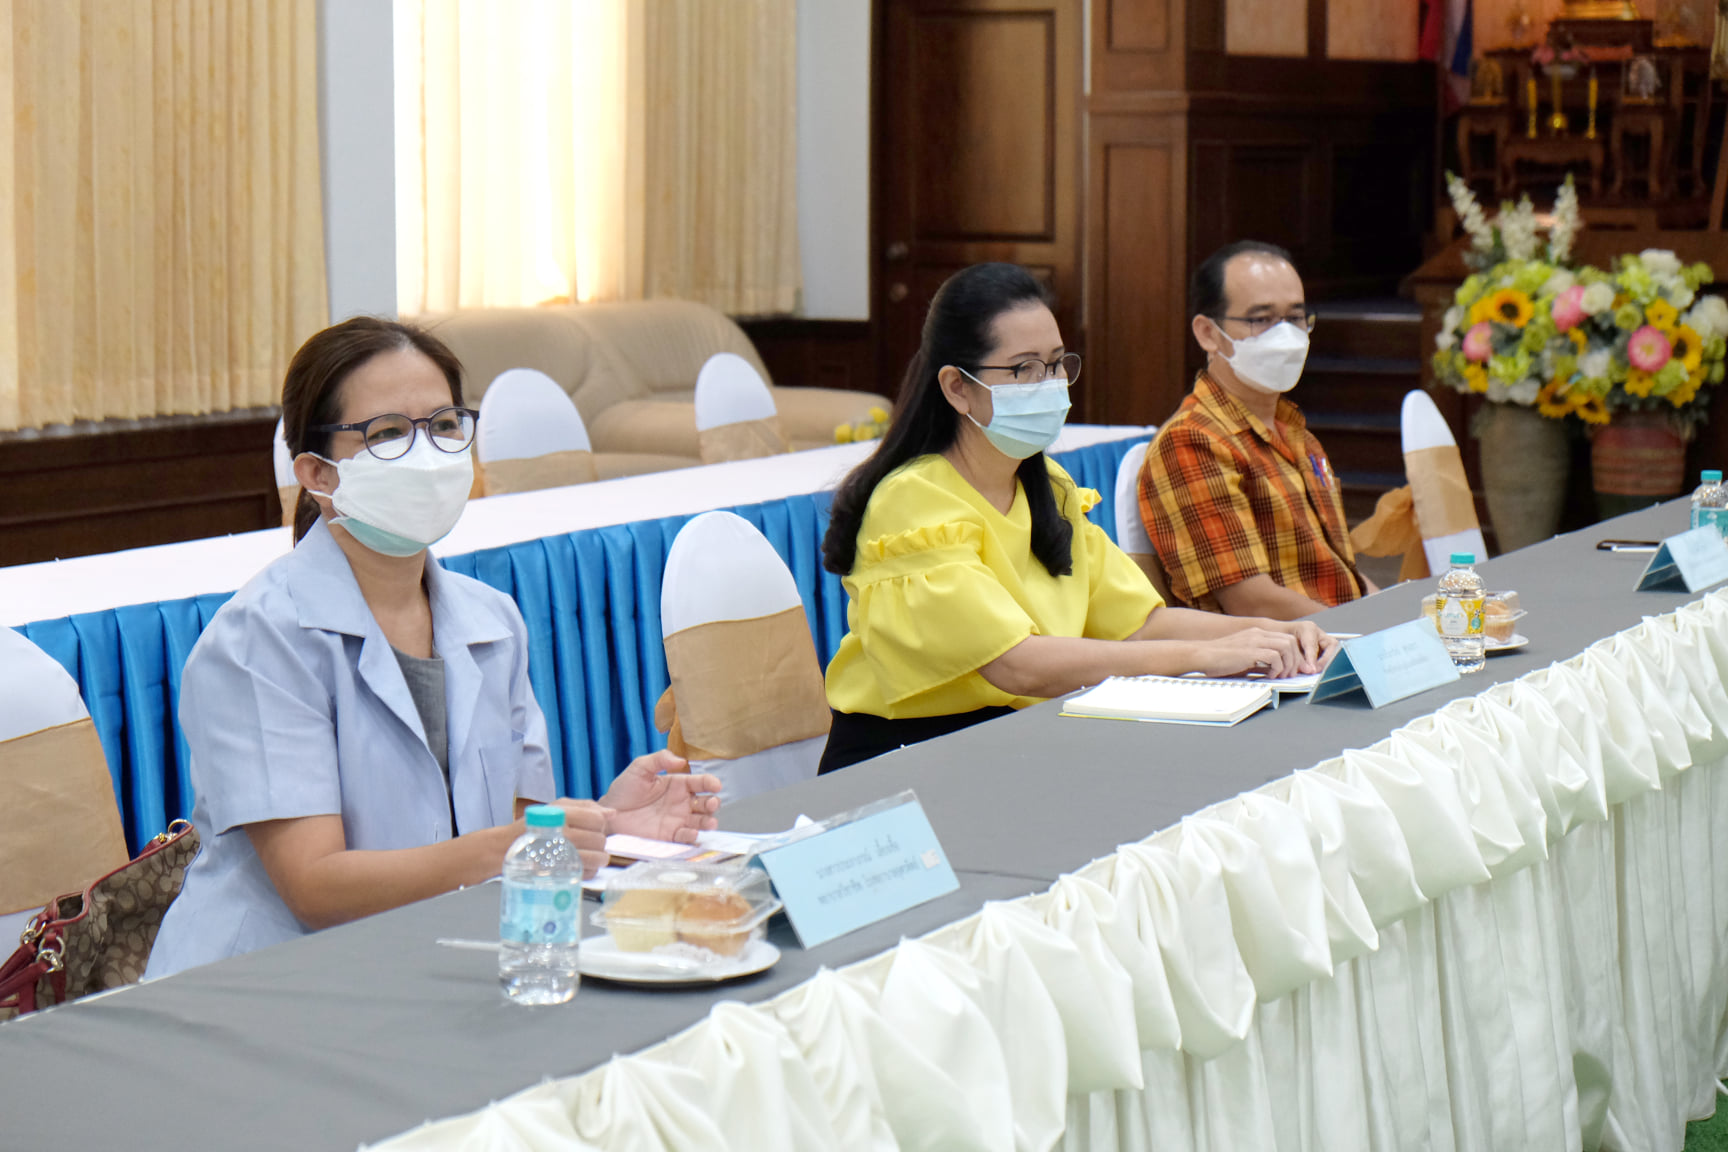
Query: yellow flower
867,406,889,424
833,423,854,444
1669,380,1699,407
1625,369,1657,397
1646,298,1678,330
1567,327,1589,354
1576,395,1611,425
1667,324,1704,372
1467,298,1492,327
1463,363,1490,394
1485,289,1535,328
1536,380,1576,418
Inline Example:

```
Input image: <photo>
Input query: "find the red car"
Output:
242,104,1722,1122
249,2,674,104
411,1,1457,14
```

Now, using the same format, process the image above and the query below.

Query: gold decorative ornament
1560,0,1639,17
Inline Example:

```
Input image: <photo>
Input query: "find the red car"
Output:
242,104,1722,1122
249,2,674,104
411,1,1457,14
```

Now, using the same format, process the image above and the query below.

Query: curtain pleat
396,0,796,317
0,0,326,432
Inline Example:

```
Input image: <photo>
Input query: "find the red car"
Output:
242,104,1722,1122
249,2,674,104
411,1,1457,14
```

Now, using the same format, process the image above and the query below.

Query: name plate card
1309,620,1460,708
754,791,959,949
1634,527,1728,593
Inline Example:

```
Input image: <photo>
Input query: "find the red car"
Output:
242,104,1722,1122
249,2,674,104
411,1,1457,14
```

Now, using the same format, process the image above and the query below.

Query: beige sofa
416,300,890,478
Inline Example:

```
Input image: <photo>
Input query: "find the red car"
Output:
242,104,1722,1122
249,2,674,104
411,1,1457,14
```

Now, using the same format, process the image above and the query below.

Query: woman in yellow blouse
818,263,1336,773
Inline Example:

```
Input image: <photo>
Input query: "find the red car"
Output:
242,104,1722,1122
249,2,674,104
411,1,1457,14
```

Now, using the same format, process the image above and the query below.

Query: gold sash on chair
653,606,830,762
0,718,129,916
277,485,300,529
479,450,600,497
697,418,791,465
1350,444,1480,583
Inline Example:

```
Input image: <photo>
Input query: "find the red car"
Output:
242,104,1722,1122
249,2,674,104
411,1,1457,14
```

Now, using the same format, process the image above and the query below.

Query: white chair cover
1112,439,1173,603
273,417,299,529
1401,391,1488,573
0,628,127,925
694,353,778,431
659,511,825,802
478,368,593,461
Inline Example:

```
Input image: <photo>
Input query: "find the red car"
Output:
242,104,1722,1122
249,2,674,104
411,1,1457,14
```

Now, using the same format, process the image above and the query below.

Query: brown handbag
0,820,199,1022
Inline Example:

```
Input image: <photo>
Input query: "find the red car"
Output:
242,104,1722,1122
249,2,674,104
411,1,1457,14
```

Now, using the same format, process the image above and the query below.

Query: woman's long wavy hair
822,263,1075,578
280,317,466,544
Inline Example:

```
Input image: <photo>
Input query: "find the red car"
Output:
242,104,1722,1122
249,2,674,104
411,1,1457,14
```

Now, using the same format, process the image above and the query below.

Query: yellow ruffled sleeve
845,521,1035,708
1076,486,1164,641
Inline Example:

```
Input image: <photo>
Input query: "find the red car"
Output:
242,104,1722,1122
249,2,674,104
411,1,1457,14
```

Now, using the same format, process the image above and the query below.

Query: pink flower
1627,325,1672,372
1551,285,1586,331
1462,321,1494,362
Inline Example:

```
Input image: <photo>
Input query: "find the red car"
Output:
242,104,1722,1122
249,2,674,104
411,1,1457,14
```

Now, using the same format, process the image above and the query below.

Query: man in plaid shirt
1138,241,1376,618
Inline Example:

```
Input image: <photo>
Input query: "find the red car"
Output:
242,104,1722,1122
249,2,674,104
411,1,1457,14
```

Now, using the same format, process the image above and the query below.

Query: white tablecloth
0,426,1154,626
371,590,1728,1152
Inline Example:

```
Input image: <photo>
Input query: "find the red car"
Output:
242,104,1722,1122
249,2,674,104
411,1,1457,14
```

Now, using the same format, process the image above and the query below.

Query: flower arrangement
1531,41,1589,72
1432,173,1727,429
833,406,891,445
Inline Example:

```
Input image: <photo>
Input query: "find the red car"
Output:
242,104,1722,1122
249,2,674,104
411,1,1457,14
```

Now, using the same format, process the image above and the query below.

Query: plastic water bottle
1690,469,1728,538
1435,552,1486,674
499,805,582,1005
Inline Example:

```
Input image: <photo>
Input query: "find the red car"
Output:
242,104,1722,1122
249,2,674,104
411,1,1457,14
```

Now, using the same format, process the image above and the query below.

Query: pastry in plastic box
596,861,779,960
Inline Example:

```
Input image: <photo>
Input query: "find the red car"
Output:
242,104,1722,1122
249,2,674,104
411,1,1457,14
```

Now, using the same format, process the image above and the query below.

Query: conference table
1,501,1724,1152
0,426,1151,853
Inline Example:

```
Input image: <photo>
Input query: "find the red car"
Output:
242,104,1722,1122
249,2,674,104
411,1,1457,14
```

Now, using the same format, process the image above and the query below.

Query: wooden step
1299,356,1422,415
1310,306,1423,362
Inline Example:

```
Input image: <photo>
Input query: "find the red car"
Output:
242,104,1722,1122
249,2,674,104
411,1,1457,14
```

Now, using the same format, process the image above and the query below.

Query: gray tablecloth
0,502,1706,1151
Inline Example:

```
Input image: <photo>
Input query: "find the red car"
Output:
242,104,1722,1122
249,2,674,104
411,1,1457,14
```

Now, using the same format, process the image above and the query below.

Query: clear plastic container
1690,469,1728,538
1483,591,1526,645
594,861,780,960
1435,552,1486,673
499,805,583,1006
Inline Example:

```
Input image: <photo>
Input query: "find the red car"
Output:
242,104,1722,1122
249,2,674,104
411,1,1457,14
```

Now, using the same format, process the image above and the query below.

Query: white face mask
1218,320,1309,394
306,434,474,557
959,369,1071,460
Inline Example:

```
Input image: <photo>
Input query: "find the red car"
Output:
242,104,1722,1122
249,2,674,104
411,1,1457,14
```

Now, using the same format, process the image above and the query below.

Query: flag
1442,0,1474,112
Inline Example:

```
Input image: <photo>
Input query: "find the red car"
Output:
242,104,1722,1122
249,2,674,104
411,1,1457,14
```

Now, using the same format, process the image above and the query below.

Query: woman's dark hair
281,316,465,544
822,262,1077,578
1190,239,1295,320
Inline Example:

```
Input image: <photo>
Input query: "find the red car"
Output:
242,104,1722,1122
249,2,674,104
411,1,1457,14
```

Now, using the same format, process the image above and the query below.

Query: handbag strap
0,925,64,1016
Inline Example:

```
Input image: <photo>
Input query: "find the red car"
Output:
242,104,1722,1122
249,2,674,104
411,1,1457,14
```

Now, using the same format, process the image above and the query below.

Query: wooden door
874,0,1084,407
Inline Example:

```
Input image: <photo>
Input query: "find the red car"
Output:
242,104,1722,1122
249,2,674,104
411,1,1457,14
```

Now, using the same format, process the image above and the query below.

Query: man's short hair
1190,240,1296,320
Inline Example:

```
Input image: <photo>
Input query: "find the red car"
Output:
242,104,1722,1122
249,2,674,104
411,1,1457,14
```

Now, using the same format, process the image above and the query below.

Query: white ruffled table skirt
371,591,1728,1152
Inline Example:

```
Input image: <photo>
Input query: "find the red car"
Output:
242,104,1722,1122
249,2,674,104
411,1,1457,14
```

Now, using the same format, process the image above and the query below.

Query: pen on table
437,937,502,952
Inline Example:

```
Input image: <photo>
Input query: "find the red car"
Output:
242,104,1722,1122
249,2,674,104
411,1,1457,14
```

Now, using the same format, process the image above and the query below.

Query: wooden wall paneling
735,319,881,398
1093,0,1185,94
875,0,1083,395
1087,114,1188,427
0,412,279,568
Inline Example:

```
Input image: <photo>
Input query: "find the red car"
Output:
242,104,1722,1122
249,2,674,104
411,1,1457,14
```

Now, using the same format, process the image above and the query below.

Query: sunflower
1467,297,1493,327
1576,395,1611,425
1536,380,1576,418
1646,298,1679,331
1667,324,1704,372
1463,363,1490,394
1567,327,1590,354
1625,369,1657,397
1669,380,1700,408
1484,289,1535,328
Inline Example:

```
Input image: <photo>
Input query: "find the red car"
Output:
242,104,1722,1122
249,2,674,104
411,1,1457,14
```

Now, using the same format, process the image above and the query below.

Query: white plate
1486,633,1529,653
578,936,780,985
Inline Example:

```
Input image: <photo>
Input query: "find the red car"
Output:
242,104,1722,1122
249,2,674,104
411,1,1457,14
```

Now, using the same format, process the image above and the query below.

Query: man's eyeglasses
1214,313,1318,338
310,406,479,461
971,353,1083,386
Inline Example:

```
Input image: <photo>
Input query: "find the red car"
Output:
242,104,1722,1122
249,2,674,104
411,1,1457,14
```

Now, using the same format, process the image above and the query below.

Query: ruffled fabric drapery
367,589,1728,1152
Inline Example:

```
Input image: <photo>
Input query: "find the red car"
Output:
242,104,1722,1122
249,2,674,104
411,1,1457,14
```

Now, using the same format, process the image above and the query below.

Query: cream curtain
395,0,797,318
0,1,328,433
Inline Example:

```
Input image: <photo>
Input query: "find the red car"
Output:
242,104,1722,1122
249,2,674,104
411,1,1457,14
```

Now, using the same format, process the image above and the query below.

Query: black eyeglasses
310,406,479,461
970,353,1082,387
1214,313,1317,338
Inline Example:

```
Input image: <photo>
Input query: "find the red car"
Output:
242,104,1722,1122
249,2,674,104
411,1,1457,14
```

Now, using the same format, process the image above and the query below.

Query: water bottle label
501,883,581,945
1694,507,1728,537
1437,596,1482,638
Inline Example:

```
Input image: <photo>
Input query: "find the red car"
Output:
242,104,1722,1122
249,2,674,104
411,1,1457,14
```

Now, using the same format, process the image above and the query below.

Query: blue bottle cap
1449,552,1475,565
524,804,565,828
1704,470,1723,484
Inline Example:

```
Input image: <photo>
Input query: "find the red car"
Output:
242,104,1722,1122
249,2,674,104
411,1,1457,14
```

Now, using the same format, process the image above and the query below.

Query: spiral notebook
1060,675,1275,726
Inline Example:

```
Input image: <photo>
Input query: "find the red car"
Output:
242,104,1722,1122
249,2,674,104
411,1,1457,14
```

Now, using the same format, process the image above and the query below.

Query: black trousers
816,705,1017,775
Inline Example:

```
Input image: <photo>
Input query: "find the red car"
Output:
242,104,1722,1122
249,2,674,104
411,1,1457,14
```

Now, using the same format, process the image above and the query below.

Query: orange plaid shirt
1138,371,1364,612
